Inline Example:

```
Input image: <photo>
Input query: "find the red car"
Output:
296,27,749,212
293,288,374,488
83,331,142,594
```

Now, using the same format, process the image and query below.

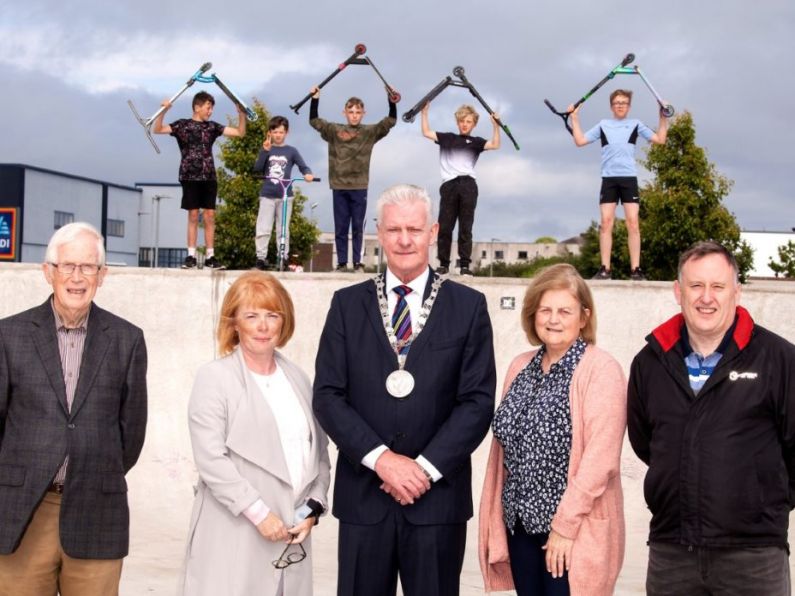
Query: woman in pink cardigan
478,264,626,596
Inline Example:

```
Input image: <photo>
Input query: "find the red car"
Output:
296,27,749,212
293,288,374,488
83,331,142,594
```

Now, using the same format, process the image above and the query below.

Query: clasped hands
256,512,314,544
375,450,431,506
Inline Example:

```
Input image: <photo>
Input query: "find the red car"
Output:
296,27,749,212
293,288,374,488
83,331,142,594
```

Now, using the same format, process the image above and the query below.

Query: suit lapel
403,270,443,368
225,350,292,486
29,299,69,415
364,276,396,359
70,303,110,418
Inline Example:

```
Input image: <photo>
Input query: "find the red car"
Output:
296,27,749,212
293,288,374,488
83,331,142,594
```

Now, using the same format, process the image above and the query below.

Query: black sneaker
181,255,197,269
204,256,226,270
335,263,348,272
353,263,365,273
630,267,647,281
436,266,449,275
460,267,474,277
592,266,611,280
254,259,268,271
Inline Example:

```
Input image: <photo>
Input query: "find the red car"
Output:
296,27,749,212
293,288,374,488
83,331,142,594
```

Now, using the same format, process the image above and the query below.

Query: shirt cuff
242,499,270,526
361,445,389,470
416,455,443,482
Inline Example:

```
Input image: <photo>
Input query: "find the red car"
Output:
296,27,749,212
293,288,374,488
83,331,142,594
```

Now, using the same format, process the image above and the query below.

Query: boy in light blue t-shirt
570,89,668,280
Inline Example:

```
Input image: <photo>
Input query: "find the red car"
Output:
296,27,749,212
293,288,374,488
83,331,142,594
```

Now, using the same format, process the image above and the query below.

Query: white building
741,230,795,278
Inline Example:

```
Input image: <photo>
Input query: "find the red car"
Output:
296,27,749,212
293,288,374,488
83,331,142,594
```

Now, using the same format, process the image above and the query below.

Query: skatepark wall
1,264,793,595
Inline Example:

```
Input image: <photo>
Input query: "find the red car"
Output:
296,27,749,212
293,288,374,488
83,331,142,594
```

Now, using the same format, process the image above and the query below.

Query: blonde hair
217,272,295,355
454,104,479,125
521,264,597,345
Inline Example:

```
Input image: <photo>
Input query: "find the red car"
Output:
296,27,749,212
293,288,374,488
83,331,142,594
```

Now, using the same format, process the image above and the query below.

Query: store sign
0,208,18,260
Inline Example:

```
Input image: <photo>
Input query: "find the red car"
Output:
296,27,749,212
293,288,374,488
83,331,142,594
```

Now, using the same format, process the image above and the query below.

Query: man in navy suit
313,183,496,596
0,222,147,596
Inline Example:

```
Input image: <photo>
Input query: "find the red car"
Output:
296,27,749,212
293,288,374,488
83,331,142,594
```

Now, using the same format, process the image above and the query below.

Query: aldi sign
0,208,18,260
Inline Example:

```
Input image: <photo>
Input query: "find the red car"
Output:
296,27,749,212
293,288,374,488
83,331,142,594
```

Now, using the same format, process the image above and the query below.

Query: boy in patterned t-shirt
421,103,500,276
154,91,247,269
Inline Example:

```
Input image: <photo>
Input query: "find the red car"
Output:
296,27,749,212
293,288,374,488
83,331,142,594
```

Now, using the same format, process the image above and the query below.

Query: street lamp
310,202,318,273
490,237,501,278
150,194,171,268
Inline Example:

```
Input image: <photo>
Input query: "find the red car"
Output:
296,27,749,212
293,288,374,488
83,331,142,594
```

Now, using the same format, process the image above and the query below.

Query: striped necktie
392,285,413,355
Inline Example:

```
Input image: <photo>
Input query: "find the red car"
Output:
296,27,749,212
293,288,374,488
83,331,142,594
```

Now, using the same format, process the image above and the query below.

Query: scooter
289,43,401,114
128,62,257,153
544,53,674,134
402,66,520,150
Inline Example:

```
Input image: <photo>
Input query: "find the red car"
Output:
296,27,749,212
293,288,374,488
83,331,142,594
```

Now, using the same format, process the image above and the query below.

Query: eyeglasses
271,538,306,569
49,263,101,276
611,101,630,106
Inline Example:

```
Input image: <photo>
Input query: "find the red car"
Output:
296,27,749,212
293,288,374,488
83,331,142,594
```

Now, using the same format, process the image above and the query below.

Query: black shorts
180,180,218,210
599,177,639,204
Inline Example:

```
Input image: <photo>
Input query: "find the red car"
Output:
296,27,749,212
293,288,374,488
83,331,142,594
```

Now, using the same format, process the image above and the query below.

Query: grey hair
375,184,435,228
677,240,739,285
44,222,106,266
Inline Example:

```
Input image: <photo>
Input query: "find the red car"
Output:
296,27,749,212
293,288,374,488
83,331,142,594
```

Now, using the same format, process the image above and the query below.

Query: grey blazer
0,298,148,559
181,348,331,596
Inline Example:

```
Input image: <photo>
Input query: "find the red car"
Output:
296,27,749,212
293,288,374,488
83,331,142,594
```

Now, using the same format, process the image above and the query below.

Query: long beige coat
180,349,331,596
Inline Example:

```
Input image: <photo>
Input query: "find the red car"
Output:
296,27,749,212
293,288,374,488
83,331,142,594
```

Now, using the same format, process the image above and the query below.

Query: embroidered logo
729,371,758,381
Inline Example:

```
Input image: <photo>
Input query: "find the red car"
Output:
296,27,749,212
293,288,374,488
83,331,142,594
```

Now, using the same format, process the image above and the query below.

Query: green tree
637,111,753,281
214,100,320,270
769,241,795,278
534,236,557,244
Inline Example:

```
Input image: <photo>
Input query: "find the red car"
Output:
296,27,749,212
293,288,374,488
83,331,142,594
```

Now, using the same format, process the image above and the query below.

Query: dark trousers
437,176,478,268
337,508,466,596
332,189,368,266
506,526,570,596
647,541,790,596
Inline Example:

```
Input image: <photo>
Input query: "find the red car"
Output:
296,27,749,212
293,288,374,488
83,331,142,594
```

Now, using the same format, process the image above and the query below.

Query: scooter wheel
355,43,367,55
452,66,465,77
389,91,401,103
402,114,415,123
623,53,635,66
662,104,675,118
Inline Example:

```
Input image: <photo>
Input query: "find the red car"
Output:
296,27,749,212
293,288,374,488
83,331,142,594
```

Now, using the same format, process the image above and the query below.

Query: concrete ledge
2,264,794,595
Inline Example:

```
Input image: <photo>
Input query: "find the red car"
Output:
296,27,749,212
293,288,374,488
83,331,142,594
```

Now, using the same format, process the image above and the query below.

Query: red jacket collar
651,306,754,352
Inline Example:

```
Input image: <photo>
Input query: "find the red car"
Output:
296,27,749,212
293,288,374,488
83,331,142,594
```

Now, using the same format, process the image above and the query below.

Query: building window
374,247,380,256
495,250,504,260
107,219,125,238
518,251,528,260
481,250,487,258
138,247,188,268
54,211,74,230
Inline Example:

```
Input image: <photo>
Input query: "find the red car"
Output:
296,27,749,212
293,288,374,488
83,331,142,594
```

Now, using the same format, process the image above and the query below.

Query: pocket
101,474,128,494
570,516,617,588
0,464,25,487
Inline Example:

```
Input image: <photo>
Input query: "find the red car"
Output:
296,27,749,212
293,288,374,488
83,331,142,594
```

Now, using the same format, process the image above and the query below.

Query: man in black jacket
628,241,795,596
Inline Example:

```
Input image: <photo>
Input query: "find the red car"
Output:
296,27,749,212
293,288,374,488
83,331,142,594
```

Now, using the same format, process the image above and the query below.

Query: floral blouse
492,338,586,534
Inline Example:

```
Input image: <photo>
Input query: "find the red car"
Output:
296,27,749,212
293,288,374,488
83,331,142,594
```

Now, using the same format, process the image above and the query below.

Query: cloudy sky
1,0,792,242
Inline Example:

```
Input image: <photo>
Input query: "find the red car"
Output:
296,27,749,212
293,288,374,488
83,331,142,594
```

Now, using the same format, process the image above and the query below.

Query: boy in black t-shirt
421,103,500,275
154,91,247,269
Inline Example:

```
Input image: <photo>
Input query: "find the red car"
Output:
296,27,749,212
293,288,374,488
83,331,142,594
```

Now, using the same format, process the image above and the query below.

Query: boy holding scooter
421,102,500,276
309,86,396,272
153,91,247,270
253,116,314,271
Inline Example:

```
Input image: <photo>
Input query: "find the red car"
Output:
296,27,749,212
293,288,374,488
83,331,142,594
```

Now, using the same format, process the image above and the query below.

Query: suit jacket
313,269,496,525
181,349,331,596
0,298,147,559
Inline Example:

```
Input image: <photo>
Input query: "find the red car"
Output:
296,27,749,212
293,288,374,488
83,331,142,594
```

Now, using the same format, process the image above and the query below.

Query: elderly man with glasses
0,222,148,596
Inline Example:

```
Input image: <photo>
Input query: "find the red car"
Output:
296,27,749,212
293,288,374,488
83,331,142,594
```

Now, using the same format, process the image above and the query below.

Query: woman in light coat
181,271,331,596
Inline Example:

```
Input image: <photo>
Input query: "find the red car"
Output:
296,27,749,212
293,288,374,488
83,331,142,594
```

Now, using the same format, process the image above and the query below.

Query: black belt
49,482,65,494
